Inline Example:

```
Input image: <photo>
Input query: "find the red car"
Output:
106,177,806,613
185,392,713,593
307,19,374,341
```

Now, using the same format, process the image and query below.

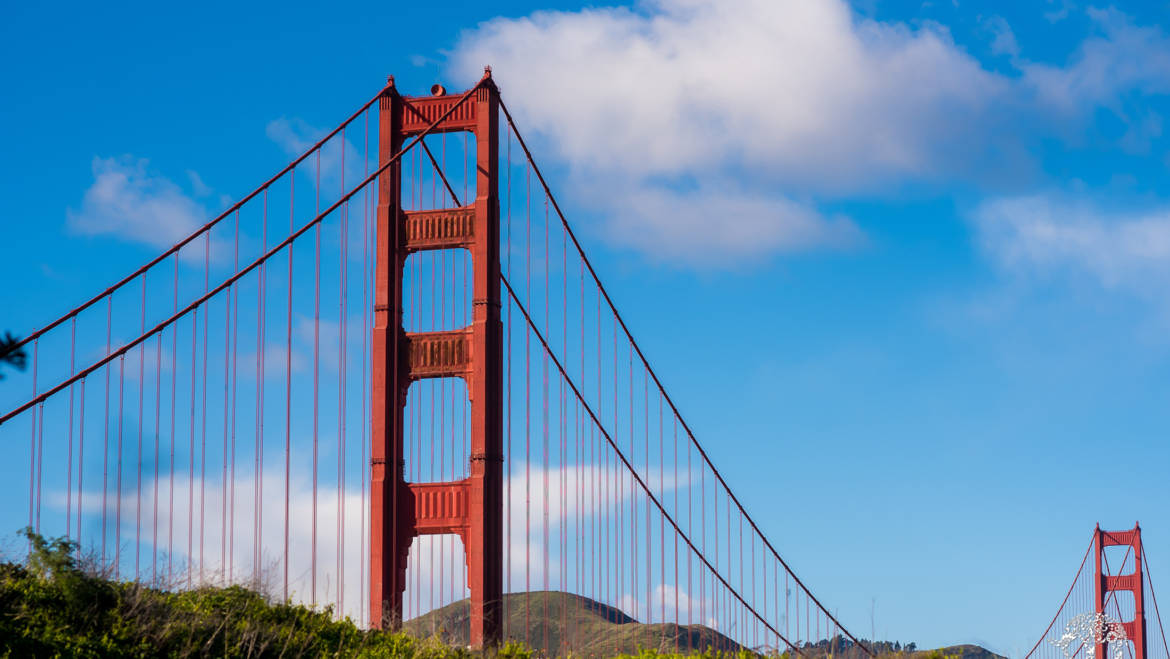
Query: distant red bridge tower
370,71,503,648
1096,523,1148,659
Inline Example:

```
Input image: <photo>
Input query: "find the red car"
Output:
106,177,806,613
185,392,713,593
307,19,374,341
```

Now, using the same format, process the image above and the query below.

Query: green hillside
912,645,1007,659
794,641,1006,659
405,591,742,657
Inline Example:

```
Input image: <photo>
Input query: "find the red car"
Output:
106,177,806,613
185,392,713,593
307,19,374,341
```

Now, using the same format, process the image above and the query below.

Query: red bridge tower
1095,523,1148,659
370,72,503,648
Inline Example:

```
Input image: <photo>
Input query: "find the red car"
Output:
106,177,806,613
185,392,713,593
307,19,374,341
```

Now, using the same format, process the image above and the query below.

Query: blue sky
3,0,1170,655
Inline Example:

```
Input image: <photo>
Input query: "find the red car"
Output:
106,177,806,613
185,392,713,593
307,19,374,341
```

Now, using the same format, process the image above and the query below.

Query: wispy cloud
1044,0,1076,23
54,460,697,625
67,156,211,250
594,180,861,263
65,468,369,619
1020,9,1170,122
972,193,1170,296
982,15,1020,59
265,118,370,200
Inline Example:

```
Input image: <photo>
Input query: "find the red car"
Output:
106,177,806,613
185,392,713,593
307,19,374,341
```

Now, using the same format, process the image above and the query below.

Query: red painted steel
1096,524,1148,659
404,206,476,251
370,71,502,649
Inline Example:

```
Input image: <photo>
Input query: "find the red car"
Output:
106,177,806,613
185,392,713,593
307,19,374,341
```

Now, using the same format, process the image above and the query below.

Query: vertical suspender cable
255,189,268,585
312,149,322,605
504,125,512,641
222,260,231,580
66,318,77,540
102,298,111,566
78,378,87,553
525,155,531,637
229,210,240,583
542,190,550,655
360,106,371,626
338,126,349,616
189,306,198,585
284,168,295,602
169,255,178,582
116,349,126,578
136,275,147,578
200,232,211,580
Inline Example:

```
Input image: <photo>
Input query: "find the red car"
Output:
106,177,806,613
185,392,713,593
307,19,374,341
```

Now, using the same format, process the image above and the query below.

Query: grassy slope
405,591,743,657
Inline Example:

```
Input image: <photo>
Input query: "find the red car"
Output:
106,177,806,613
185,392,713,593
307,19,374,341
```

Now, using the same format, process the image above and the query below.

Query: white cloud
266,118,370,201
67,156,211,249
972,193,1170,294
448,0,1011,261
1045,0,1075,23
615,582,709,626
1020,9,1170,121
51,460,697,626
452,0,1003,187
449,0,1170,263
599,181,861,262
63,468,370,621
187,170,213,198
235,339,309,380
983,15,1020,58
292,314,368,373
1016,9,1170,156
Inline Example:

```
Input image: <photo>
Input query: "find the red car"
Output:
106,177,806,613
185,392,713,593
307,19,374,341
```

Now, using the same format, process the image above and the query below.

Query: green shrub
0,528,482,658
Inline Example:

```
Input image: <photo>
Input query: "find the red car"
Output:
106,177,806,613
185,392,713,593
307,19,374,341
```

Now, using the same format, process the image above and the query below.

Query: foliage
498,641,535,659
0,331,27,380
0,528,479,658
610,649,759,659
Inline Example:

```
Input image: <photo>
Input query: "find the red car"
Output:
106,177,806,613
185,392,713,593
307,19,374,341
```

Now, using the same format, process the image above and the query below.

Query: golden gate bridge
1,70,1166,659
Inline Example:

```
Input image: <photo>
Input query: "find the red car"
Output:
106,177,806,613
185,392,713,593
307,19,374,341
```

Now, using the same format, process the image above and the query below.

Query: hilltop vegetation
0,529,492,658
405,591,743,656
794,641,1004,659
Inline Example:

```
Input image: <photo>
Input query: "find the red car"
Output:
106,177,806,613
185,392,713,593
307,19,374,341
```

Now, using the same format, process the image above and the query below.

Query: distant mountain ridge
797,642,1006,659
